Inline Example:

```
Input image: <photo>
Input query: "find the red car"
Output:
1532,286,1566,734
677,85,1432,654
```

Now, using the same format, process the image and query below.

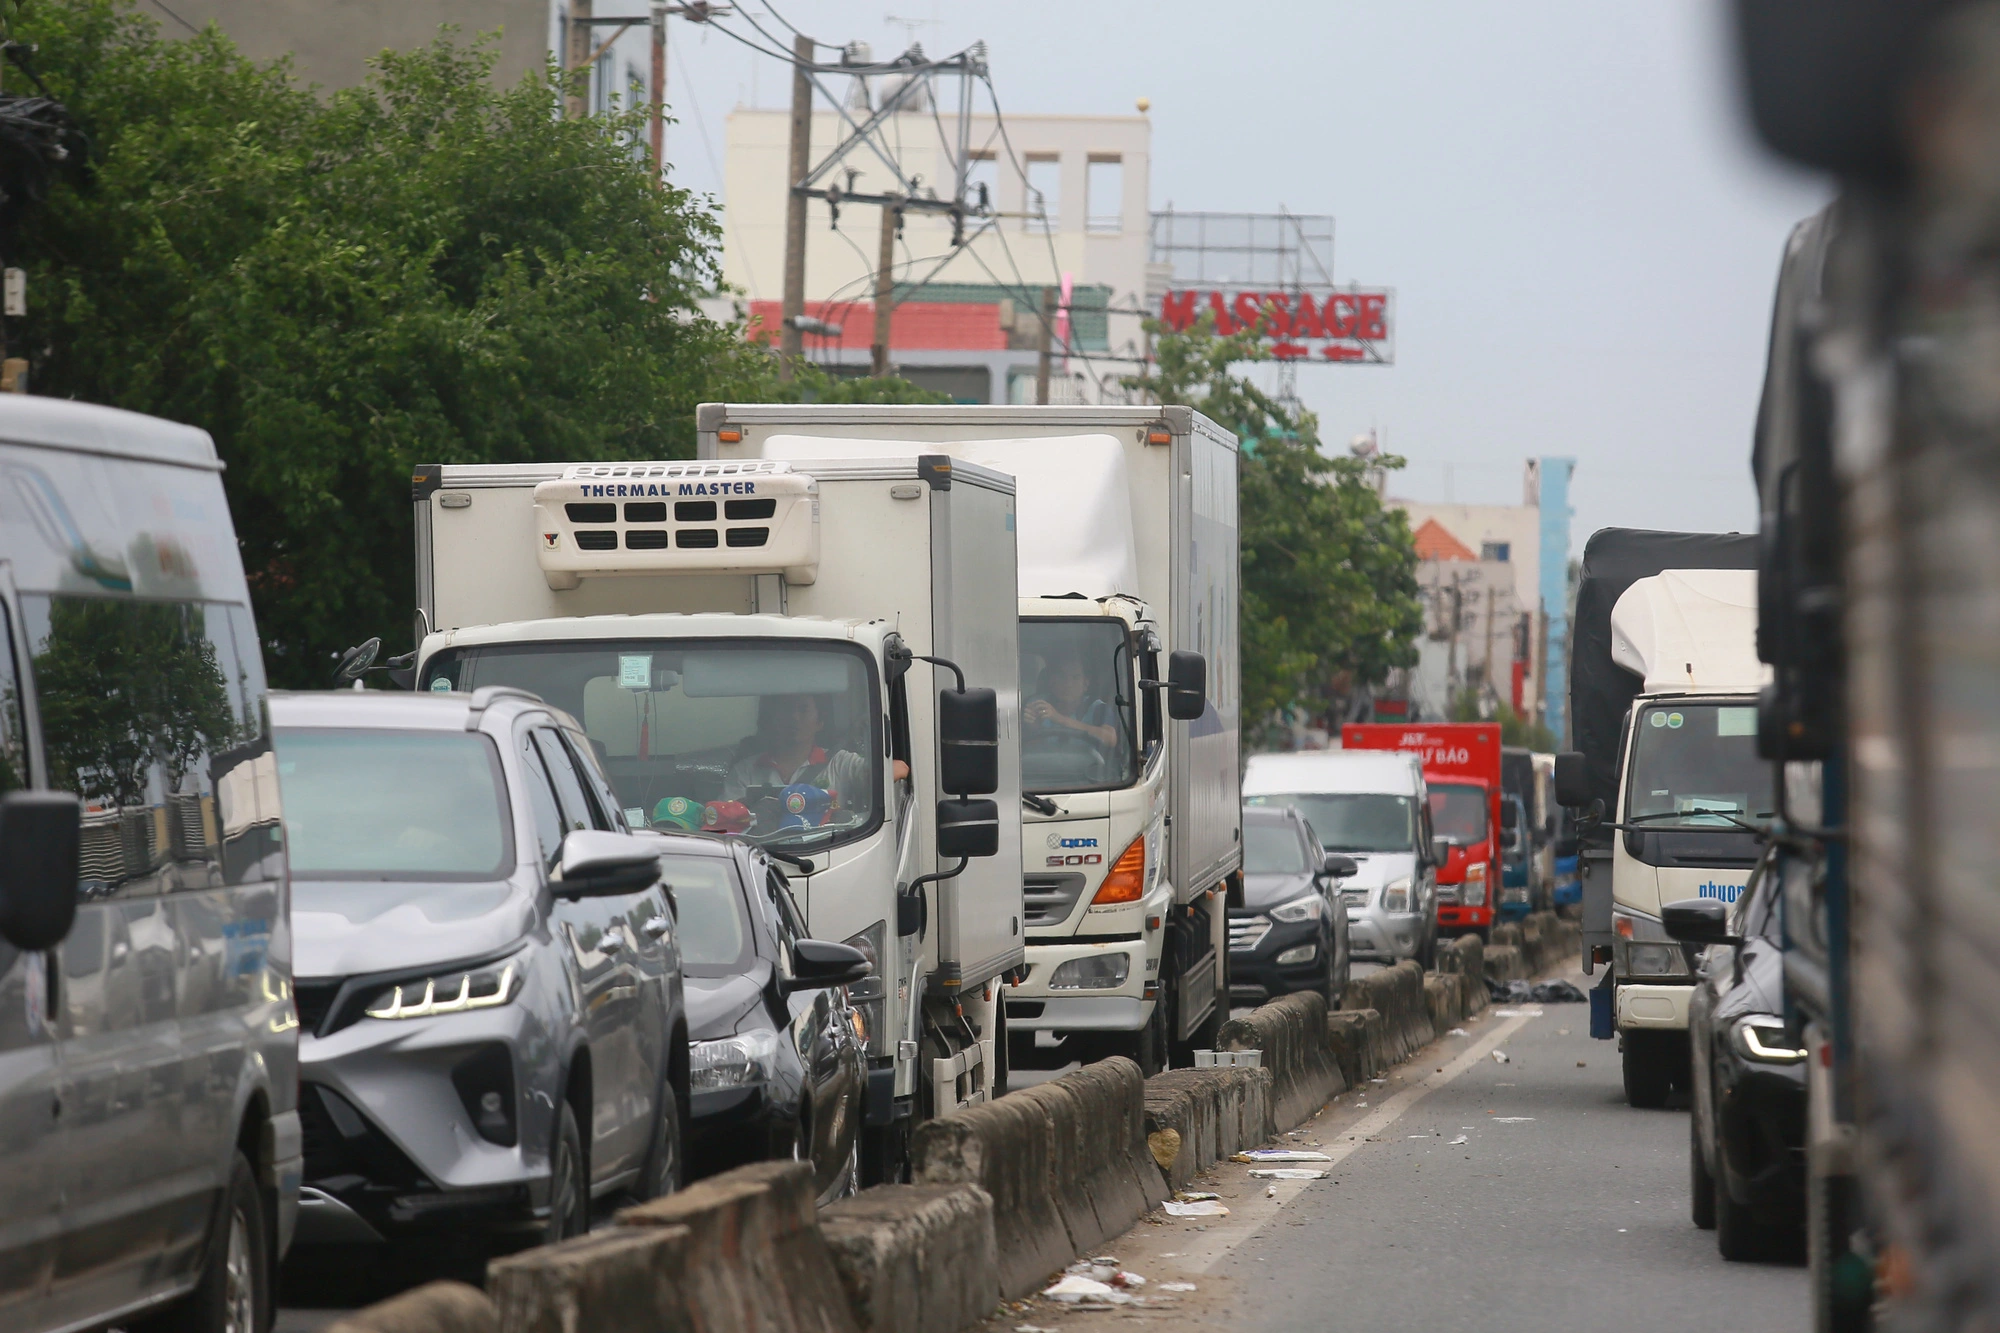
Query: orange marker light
717,428,742,443
1092,836,1147,904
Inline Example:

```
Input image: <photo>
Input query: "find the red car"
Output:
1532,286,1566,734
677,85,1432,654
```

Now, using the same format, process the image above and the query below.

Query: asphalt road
1012,970,1805,1333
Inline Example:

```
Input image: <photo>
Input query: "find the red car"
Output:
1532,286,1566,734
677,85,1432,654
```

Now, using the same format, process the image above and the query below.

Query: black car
671,839,871,1203
1229,806,1354,1006
1670,865,1807,1261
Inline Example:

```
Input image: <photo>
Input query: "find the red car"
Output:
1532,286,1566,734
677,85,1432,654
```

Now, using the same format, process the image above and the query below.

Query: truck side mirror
1553,751,1588,808
936,798,999,859
0,792,80,952
938,687,999,795
1167,650,1206,722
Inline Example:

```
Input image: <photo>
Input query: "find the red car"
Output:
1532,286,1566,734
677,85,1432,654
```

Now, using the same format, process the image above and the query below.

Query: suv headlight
1731,1014,1807,1064
691,1028,782,1089
365,958,521,1021
1380,877,1412,913
1049,953,1130,990
1268,894,1325,923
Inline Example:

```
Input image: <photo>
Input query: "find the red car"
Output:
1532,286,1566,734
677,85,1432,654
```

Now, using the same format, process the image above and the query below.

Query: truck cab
409,453,1023,1179
1343,723,1502,939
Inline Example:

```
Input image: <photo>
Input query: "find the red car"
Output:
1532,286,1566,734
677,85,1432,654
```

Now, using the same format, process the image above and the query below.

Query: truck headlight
691,1028,782,1089
1613,909,1689,979
364,958,521,1021
1625,944,1683,977
1049,953,1130,990
1381,877,1412,913
1268,894,1325,923
1461,861,1487,906
1731,1014,1807,1064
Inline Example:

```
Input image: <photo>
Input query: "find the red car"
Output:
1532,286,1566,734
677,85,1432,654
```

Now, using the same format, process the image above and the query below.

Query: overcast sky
650,1,1829,546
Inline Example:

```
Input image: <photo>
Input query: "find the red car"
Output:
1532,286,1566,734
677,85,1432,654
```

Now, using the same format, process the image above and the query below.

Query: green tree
1127,314,1423,744
8,2,778,684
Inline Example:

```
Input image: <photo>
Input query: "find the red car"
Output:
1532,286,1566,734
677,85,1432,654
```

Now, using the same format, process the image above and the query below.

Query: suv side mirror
936,798,999,859
1430,836,1456,866
554,830,660,899
1166,651,1206,722
1321,852,1358,880
938,687,999,796
0,792,80,951
782,938,872,994
1553,751,1589,808
1662,897,1741,948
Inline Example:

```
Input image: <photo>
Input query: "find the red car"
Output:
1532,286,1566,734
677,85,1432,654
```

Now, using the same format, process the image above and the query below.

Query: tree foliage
7,2,784,683
1127,314,1423,743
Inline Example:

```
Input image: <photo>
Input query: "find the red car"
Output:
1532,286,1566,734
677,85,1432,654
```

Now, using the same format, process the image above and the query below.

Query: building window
1086,156,1122,233
1023,155,1059,231
595,49,614,114
1481,541,1511,563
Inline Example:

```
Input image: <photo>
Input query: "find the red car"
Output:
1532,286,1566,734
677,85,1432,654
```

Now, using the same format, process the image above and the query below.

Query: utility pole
650,4,667,175
778,31,814,379
871,200,901,377
564,0,593,120
1034,286,1056,405
1483,583,1497,708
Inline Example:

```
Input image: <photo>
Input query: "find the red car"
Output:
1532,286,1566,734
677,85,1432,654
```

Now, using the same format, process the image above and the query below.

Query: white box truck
701,403,1241,1072
407,452,1023,1179
1557,535,1768,1108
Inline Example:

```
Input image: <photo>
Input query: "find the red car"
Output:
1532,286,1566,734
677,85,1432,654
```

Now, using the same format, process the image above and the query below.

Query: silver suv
271,688,687,1248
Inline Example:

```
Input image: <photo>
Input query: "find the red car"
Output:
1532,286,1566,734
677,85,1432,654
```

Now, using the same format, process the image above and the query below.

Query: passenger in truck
725,693,871,810
1025,652,1120,750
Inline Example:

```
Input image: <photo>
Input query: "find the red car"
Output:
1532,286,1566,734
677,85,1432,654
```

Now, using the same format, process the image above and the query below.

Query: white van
1243,751,1440,967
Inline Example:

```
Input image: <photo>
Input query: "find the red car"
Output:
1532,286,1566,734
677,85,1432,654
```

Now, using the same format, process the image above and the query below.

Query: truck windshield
423,638,882,853
1624,702,1768,828
1020,619,1138,793
1428,782,1488,845
1246,793,1414,853
274,729,512,880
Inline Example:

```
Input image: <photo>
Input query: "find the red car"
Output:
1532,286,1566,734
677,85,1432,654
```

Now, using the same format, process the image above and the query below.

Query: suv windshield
1247,792,1414,853
1428,782,1489,845
1020,619,1138,793
274,729,512,879
423,638,882,853
1625,702,1768,829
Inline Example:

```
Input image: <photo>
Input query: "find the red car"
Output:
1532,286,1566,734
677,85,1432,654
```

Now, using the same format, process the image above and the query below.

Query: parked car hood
686,967,773,1041
1242,870,1319,912
292,879,532,979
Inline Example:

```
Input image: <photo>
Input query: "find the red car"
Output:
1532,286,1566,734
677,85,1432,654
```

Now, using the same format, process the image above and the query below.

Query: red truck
1341,722,1502,938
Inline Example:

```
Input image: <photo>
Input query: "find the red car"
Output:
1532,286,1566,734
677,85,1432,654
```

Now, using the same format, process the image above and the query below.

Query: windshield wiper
1023,793,1062,816
1621,810,1774,834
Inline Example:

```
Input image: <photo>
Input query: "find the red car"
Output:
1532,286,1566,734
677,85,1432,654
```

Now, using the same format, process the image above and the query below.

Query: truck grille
1340,889,1370,910
1023,873,1087,927
1228,916,1271,951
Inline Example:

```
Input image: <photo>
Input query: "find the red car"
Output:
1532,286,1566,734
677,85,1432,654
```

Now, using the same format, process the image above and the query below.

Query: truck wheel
1690,1110,1716,1229
1622,1034,1674,1109
1130,968,1171,1077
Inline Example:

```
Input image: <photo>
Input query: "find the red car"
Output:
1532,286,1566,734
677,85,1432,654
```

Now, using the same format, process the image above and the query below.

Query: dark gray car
271,688,688,1249
0,398,298,1333
1228,806,1352,1006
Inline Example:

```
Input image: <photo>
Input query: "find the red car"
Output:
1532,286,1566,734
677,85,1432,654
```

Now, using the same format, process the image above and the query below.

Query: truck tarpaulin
1568,528,1756,847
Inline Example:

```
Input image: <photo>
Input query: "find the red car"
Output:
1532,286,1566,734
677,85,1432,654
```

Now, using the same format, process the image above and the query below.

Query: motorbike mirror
1553,751,1589,808
333,637,381,687
0,792,79,951
936,798,999,860
553,830,660,899
782,938,873,994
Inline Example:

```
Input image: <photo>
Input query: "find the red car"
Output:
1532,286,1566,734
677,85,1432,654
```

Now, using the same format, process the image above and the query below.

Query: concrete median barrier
1140,1065,1276,1190
1484,943,1526,985
1435,936,1488,1017
1340,960,1431,1062
818,1184,998,1333
488,1226,694,1333
1324,1008,1387,1085
1038,1058,1171,1256
1218,991,1346,1131
326,1282,497,1333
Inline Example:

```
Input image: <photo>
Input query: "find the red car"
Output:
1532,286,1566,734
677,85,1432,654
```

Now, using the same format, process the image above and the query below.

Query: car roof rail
465,684,543,729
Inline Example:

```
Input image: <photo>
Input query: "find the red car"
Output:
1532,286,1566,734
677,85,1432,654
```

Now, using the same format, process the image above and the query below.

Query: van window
21,595,273,897
1247,793,1413,853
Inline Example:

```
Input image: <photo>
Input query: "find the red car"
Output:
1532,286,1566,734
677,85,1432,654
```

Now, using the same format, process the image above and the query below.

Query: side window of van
0,601,26,792
19,595,271,898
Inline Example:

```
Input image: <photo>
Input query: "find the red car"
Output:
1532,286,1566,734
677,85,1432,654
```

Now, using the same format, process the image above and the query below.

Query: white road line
1179,1007,1542,1273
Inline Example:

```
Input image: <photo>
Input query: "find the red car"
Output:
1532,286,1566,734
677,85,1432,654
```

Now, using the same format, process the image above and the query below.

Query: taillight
1092,836,1147,905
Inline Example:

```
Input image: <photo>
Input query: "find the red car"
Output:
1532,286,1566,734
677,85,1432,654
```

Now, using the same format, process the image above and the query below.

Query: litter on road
1491,1049,1511,1063
1449,1135,1469,1145
1163,1200,1230,1217
1234,1149,1333,1162
1492,1008,1543,1018
1159,1283,1197,1293
1249,1168,1330,1179
1492,1116,1536,1123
